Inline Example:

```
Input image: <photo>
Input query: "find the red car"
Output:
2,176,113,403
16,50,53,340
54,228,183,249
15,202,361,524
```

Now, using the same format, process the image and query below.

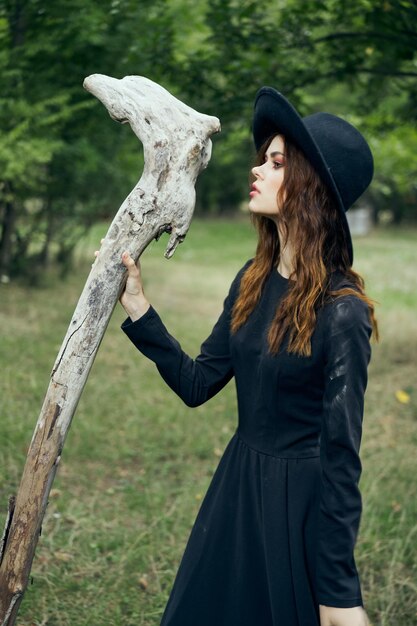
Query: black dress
121,259,373,626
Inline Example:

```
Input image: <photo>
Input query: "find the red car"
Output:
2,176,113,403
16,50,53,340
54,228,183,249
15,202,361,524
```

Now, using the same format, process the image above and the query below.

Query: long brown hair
230,134,380,357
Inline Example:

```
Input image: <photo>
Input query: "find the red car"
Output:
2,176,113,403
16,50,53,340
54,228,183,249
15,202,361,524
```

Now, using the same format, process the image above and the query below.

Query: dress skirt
160,432,322,626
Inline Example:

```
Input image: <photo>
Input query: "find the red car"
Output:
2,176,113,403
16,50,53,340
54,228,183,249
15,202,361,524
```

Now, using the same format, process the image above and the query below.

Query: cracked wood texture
0,74,220,625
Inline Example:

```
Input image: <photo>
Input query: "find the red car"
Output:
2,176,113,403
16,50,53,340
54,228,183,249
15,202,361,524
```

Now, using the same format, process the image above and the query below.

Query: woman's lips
250,184,259,197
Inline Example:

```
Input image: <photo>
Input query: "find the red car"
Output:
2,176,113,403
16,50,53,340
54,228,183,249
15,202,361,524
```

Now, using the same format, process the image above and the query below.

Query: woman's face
249,135,286,218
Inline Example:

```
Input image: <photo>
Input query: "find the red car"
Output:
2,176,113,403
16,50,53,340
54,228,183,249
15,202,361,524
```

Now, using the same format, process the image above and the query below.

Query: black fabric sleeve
120,259,253,408
316,296,372,608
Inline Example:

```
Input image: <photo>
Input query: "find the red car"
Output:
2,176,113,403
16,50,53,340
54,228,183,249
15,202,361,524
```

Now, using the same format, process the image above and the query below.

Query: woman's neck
277,244,295,279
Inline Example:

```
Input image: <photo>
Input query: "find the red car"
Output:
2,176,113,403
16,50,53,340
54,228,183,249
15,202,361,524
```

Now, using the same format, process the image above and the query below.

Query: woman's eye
273,161,283,169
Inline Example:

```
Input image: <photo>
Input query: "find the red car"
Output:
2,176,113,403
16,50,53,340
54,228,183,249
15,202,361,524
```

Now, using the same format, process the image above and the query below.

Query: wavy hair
230,134,380,357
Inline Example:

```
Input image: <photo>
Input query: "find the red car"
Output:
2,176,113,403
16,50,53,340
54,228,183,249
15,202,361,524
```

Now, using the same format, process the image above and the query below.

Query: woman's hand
319,604,370,626
93,242,150,321
119,251,150,321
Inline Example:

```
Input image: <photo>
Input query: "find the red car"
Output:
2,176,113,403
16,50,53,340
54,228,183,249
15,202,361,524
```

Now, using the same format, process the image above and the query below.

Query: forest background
0,1,416,626
1,0,417,279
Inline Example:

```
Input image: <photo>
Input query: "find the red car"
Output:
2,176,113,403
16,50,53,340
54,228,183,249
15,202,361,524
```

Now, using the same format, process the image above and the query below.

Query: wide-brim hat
252,86,374,265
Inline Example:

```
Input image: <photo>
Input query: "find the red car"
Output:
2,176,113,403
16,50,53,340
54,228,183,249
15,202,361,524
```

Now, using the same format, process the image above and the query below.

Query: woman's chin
248,201,262,214
248,203,276,219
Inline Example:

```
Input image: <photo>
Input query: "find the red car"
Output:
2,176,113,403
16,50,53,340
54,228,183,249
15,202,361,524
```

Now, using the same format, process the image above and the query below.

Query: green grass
0,218,416,626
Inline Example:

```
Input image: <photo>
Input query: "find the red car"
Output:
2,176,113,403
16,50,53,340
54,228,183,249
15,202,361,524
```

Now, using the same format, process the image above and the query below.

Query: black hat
252,86,374,265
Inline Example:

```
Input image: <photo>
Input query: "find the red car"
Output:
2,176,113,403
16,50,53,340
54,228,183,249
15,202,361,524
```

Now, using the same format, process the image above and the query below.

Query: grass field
0,218,416,625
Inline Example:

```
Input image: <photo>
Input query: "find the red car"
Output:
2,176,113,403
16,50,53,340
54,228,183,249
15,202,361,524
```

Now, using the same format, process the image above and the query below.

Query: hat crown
302,112,374,212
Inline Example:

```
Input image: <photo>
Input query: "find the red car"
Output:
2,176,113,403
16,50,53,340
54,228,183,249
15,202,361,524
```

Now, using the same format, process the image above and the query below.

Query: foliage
180,0,417,215
0,0,175,279
0,0,416,278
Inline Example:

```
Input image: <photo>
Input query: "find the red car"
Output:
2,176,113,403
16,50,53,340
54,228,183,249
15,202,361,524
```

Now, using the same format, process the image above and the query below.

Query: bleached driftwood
0,74,220,625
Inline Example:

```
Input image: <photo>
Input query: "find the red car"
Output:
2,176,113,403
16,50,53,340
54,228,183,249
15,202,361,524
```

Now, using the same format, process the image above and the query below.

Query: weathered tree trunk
0,74,220,625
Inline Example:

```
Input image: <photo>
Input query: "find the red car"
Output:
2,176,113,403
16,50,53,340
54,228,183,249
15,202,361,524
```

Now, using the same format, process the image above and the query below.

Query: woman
113,87,379,626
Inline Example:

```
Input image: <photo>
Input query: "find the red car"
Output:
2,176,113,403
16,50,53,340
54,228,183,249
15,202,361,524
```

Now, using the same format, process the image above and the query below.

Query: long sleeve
121,259,252,408
316,296,372,608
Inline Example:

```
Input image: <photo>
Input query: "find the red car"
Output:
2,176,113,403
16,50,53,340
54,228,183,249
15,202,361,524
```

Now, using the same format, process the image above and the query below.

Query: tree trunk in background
38,199,54,268
0,197,16,279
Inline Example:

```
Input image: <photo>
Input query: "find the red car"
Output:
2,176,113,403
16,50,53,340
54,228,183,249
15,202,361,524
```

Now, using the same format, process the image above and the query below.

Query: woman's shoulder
318,270,369,325
328,268,356,290
241,257,255,272
223,258,254,303
232,257,254,284
322,271,370,334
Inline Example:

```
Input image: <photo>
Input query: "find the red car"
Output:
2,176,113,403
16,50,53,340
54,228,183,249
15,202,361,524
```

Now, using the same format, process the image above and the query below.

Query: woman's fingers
94,247,138,268
122,250,137,270
93,247,143,287
122,251,142,274
122,251,143,293
93,239,105,260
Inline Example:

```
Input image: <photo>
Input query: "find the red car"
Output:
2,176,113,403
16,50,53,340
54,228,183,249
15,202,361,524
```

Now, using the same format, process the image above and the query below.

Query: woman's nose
252,165,262,178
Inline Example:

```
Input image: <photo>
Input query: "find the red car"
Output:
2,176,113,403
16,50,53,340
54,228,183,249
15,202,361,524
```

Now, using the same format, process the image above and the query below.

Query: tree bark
0,74,220,624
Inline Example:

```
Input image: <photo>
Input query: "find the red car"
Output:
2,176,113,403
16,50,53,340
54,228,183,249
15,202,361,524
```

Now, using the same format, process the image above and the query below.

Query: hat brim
252,87,353,265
